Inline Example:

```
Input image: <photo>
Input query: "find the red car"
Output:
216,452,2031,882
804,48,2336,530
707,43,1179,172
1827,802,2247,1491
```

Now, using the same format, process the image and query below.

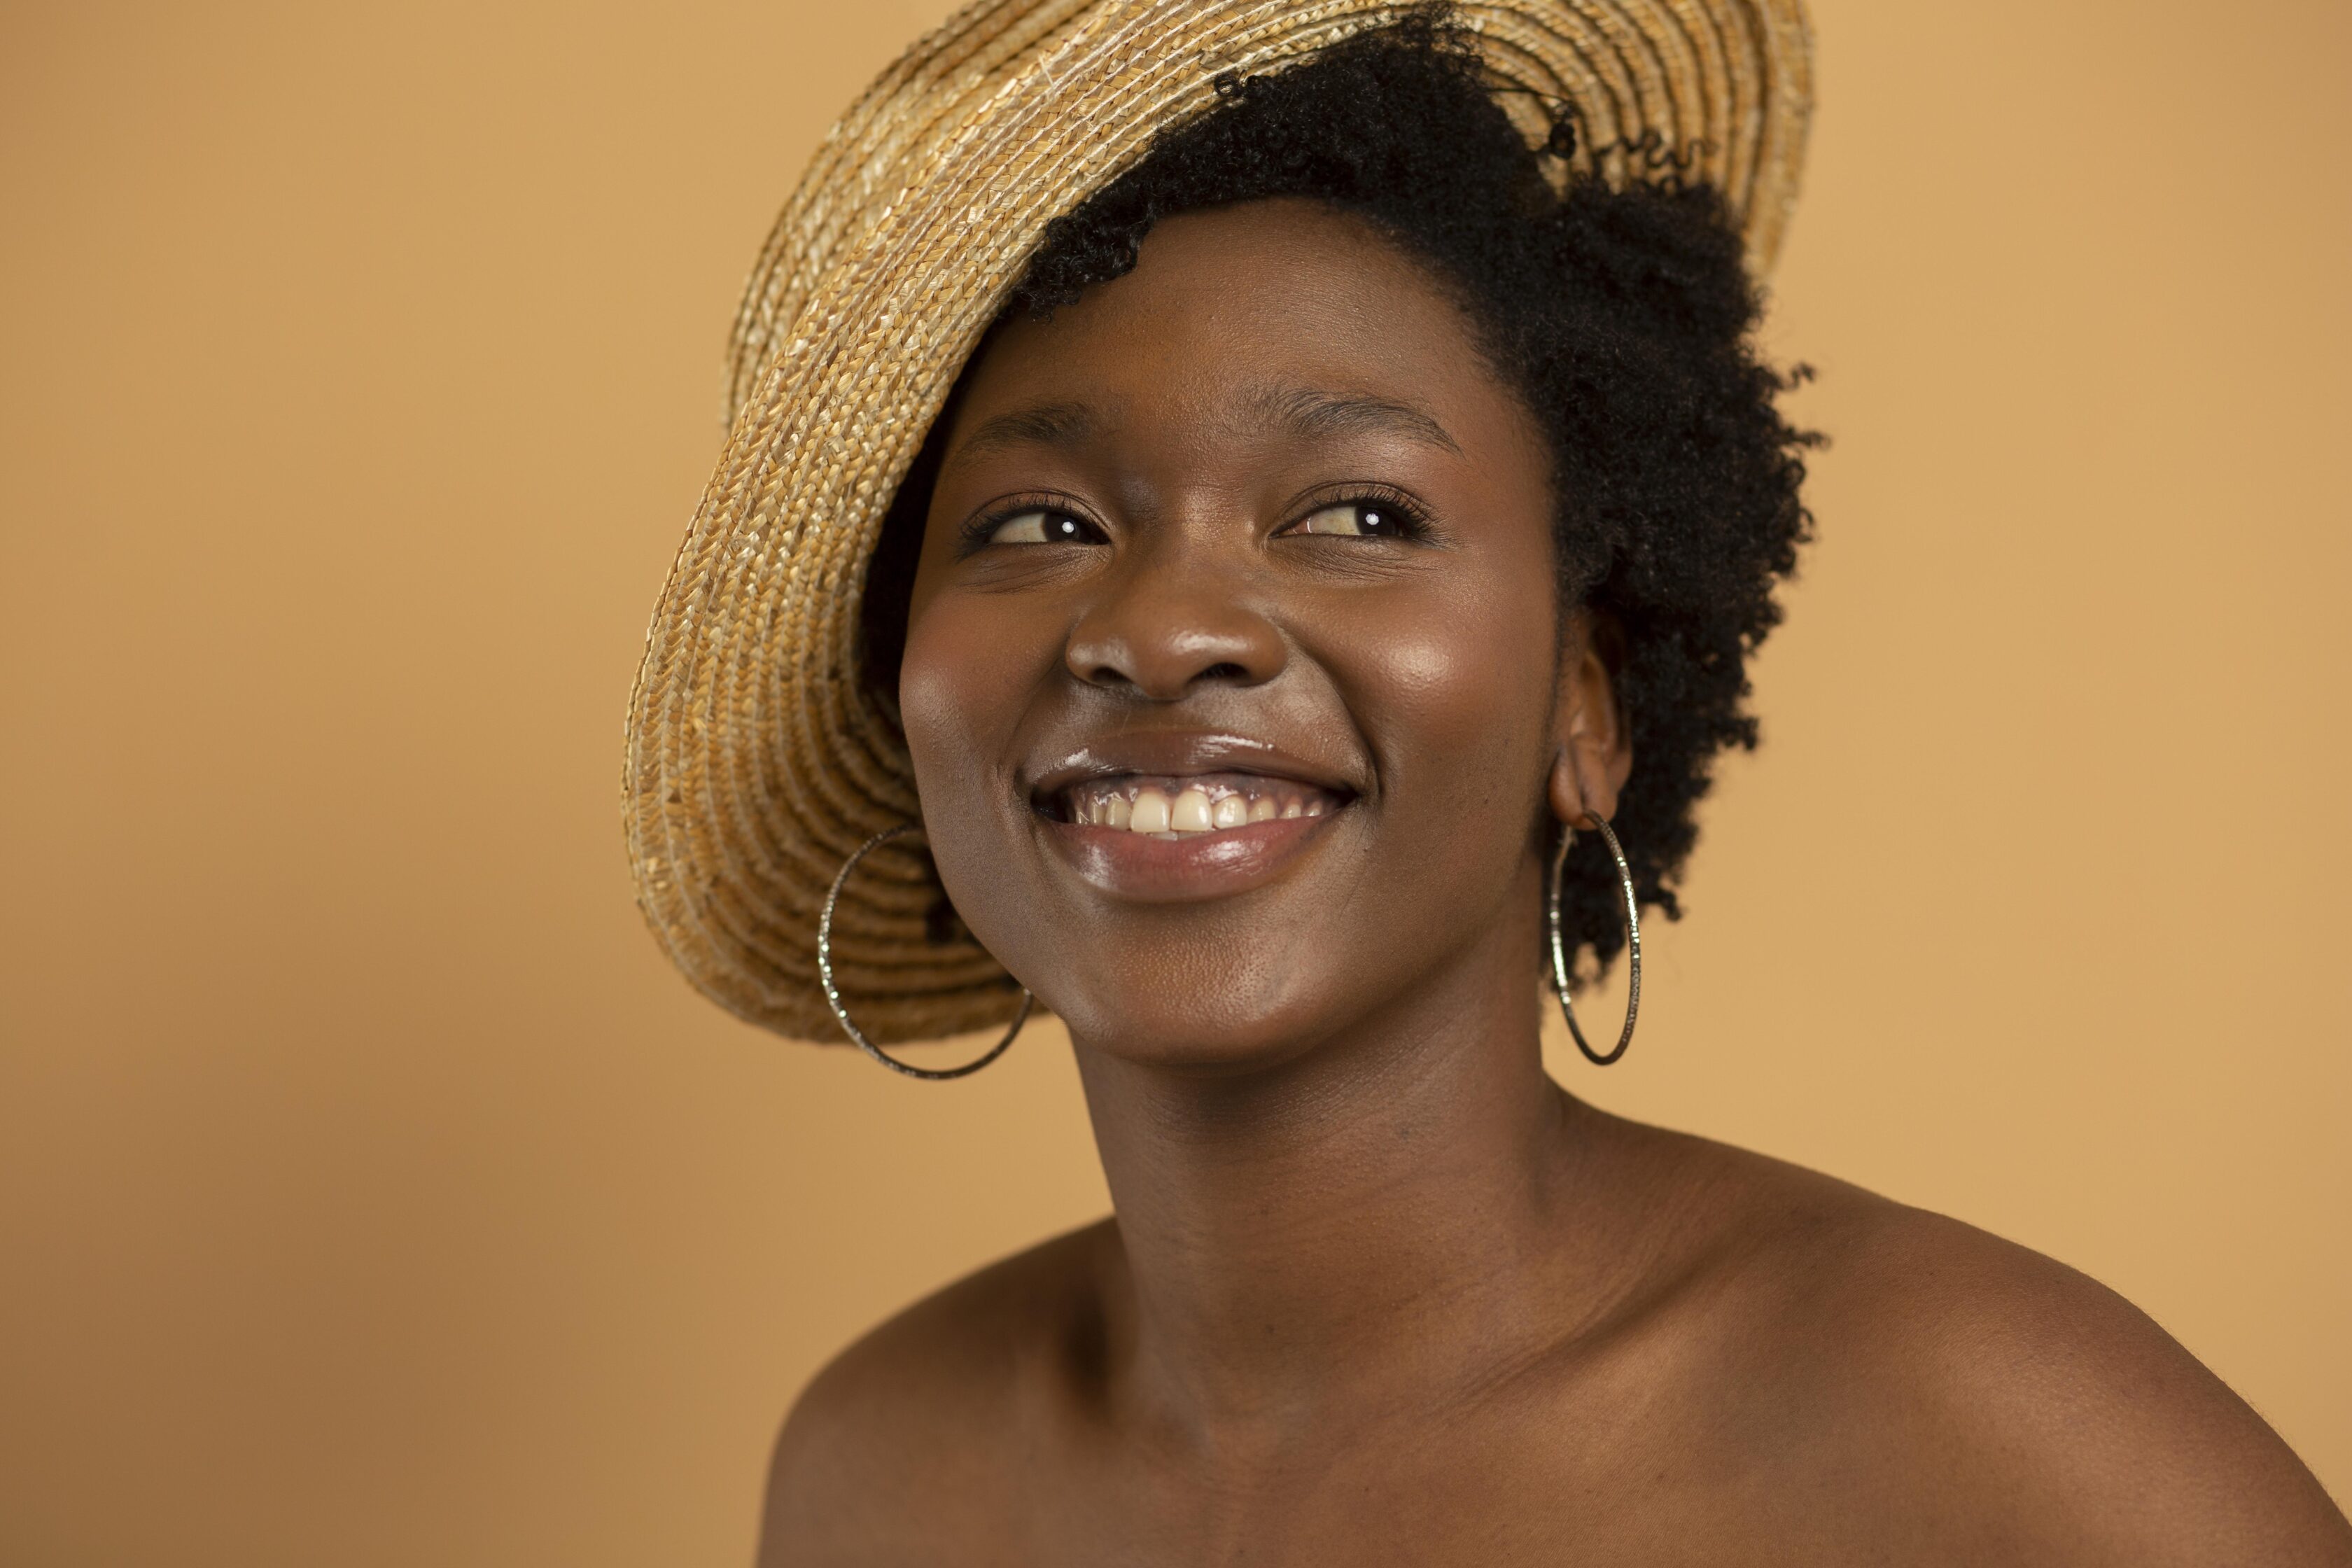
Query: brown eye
1288,500,1410,538
986,509,1099,545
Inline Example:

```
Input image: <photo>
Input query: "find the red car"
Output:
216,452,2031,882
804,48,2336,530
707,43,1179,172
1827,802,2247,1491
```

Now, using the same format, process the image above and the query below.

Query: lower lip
1040,811,1340,902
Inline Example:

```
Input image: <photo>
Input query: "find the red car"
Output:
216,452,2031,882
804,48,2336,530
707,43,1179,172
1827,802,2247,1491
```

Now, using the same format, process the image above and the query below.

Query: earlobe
1550,634,1630,829
1548,744,1611,831
1548,750,1585,830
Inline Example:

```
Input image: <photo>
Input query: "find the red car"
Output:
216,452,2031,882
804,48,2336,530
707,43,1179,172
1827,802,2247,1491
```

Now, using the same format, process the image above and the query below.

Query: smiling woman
620,2,2352,1562
898,193,1600,1063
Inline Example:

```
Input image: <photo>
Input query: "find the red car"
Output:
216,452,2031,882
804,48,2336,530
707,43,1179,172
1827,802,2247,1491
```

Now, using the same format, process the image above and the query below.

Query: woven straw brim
624,0,1814,1045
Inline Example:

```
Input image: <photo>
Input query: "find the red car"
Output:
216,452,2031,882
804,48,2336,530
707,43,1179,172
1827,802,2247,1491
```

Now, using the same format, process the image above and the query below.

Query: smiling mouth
1040,773,1350,839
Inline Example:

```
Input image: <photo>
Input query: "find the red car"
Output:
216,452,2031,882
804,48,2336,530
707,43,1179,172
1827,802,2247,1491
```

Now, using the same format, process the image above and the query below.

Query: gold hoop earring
818,825,1032,1080
1548,815,1642,1065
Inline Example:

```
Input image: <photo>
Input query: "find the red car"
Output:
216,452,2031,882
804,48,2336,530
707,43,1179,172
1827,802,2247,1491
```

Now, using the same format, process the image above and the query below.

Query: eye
1284,499,1417,538
982,508,1102,545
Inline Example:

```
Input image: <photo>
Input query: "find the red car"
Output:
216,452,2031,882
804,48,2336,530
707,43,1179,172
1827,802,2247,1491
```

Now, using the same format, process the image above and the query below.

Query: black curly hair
864,3,1816,976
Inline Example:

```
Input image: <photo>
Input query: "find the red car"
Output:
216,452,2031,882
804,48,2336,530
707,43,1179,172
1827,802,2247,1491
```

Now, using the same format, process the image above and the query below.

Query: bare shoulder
753,1218,1114,1568
1610,1116,2352,1564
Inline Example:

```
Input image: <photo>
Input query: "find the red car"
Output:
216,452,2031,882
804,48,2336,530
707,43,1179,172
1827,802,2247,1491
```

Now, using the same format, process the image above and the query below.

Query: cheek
897,590,1049,893
1334,572,1557,855
899,596,993,775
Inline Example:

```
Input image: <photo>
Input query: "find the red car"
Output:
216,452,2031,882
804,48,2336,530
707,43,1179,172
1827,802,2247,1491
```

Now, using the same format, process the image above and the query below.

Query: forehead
939,197,1538,465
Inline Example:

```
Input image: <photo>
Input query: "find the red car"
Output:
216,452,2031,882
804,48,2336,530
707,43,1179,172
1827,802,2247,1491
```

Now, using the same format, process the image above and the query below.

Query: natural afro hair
863,2,1816,977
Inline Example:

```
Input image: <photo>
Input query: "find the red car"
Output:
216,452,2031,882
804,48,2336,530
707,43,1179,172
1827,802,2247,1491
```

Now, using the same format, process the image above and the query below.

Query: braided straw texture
624,0,1813,1045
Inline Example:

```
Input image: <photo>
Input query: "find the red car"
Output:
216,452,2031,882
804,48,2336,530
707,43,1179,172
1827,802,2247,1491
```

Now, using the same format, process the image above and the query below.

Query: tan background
3,0,2346,1560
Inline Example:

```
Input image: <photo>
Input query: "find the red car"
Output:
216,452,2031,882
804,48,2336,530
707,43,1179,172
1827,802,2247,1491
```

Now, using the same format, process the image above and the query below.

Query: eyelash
1283,483,1432,541
960,484,1435,550
957,494,1105,554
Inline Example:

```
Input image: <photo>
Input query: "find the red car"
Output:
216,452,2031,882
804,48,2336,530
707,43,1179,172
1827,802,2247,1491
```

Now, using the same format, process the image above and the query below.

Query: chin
1032,953,1371,1077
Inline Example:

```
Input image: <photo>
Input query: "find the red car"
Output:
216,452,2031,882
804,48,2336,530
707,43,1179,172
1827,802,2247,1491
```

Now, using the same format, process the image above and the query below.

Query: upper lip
1026,729,1362,804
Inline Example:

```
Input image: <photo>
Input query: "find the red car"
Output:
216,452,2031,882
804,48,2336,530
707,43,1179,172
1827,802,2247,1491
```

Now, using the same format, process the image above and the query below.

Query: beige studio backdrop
2,0,2347,1562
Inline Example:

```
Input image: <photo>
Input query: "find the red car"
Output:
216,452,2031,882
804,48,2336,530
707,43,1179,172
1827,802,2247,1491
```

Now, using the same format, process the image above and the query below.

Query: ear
1548,610,1632,830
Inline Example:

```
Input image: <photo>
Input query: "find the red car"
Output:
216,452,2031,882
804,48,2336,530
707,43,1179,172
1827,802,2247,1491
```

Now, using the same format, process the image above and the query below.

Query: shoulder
753,1219,1114,1568
1613,1119,2352,1564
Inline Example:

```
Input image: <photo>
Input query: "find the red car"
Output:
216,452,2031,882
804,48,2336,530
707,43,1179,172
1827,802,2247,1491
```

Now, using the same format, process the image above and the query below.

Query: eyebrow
1232,383,1463,457
944,383,1463,469
948,400,1099,463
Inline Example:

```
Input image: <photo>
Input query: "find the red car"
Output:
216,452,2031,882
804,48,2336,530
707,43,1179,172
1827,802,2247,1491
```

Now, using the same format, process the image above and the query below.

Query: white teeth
1171,788,1214,833
1067,778,1340,834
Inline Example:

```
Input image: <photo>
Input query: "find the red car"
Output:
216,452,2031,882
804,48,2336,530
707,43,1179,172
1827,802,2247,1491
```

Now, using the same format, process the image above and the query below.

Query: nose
1065,554,1287,700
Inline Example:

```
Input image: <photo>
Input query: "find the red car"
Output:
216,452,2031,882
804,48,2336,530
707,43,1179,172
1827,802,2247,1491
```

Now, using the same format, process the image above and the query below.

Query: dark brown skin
758,198,2352,1564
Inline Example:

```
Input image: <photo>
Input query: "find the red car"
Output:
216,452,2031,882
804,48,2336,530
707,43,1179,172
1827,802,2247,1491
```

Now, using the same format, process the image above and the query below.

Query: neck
1070,932,1600,1437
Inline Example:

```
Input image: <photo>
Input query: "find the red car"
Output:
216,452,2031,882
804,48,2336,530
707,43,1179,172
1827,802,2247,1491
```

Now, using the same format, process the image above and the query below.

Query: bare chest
923,1385,1978,1568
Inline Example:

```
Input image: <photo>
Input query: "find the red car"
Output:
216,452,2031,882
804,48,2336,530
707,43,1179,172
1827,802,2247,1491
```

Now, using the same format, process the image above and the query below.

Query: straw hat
623,0,1814,1046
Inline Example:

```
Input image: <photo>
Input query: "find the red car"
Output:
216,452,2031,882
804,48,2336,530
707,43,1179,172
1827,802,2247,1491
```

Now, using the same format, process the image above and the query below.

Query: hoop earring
818,824,1032,1080
1548,814,1642,1065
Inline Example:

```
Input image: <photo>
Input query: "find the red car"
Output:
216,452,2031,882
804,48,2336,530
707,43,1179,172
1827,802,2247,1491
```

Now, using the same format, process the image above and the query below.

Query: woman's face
901,196,1615,1068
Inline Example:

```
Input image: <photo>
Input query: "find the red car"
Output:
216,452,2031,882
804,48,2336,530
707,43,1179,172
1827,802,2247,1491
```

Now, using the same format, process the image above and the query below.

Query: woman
623,2,2351,1560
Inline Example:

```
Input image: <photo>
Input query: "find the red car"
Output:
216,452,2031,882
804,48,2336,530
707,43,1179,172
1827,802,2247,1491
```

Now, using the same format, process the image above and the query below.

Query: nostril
1086,665,1133,688
1198,662,1247,682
